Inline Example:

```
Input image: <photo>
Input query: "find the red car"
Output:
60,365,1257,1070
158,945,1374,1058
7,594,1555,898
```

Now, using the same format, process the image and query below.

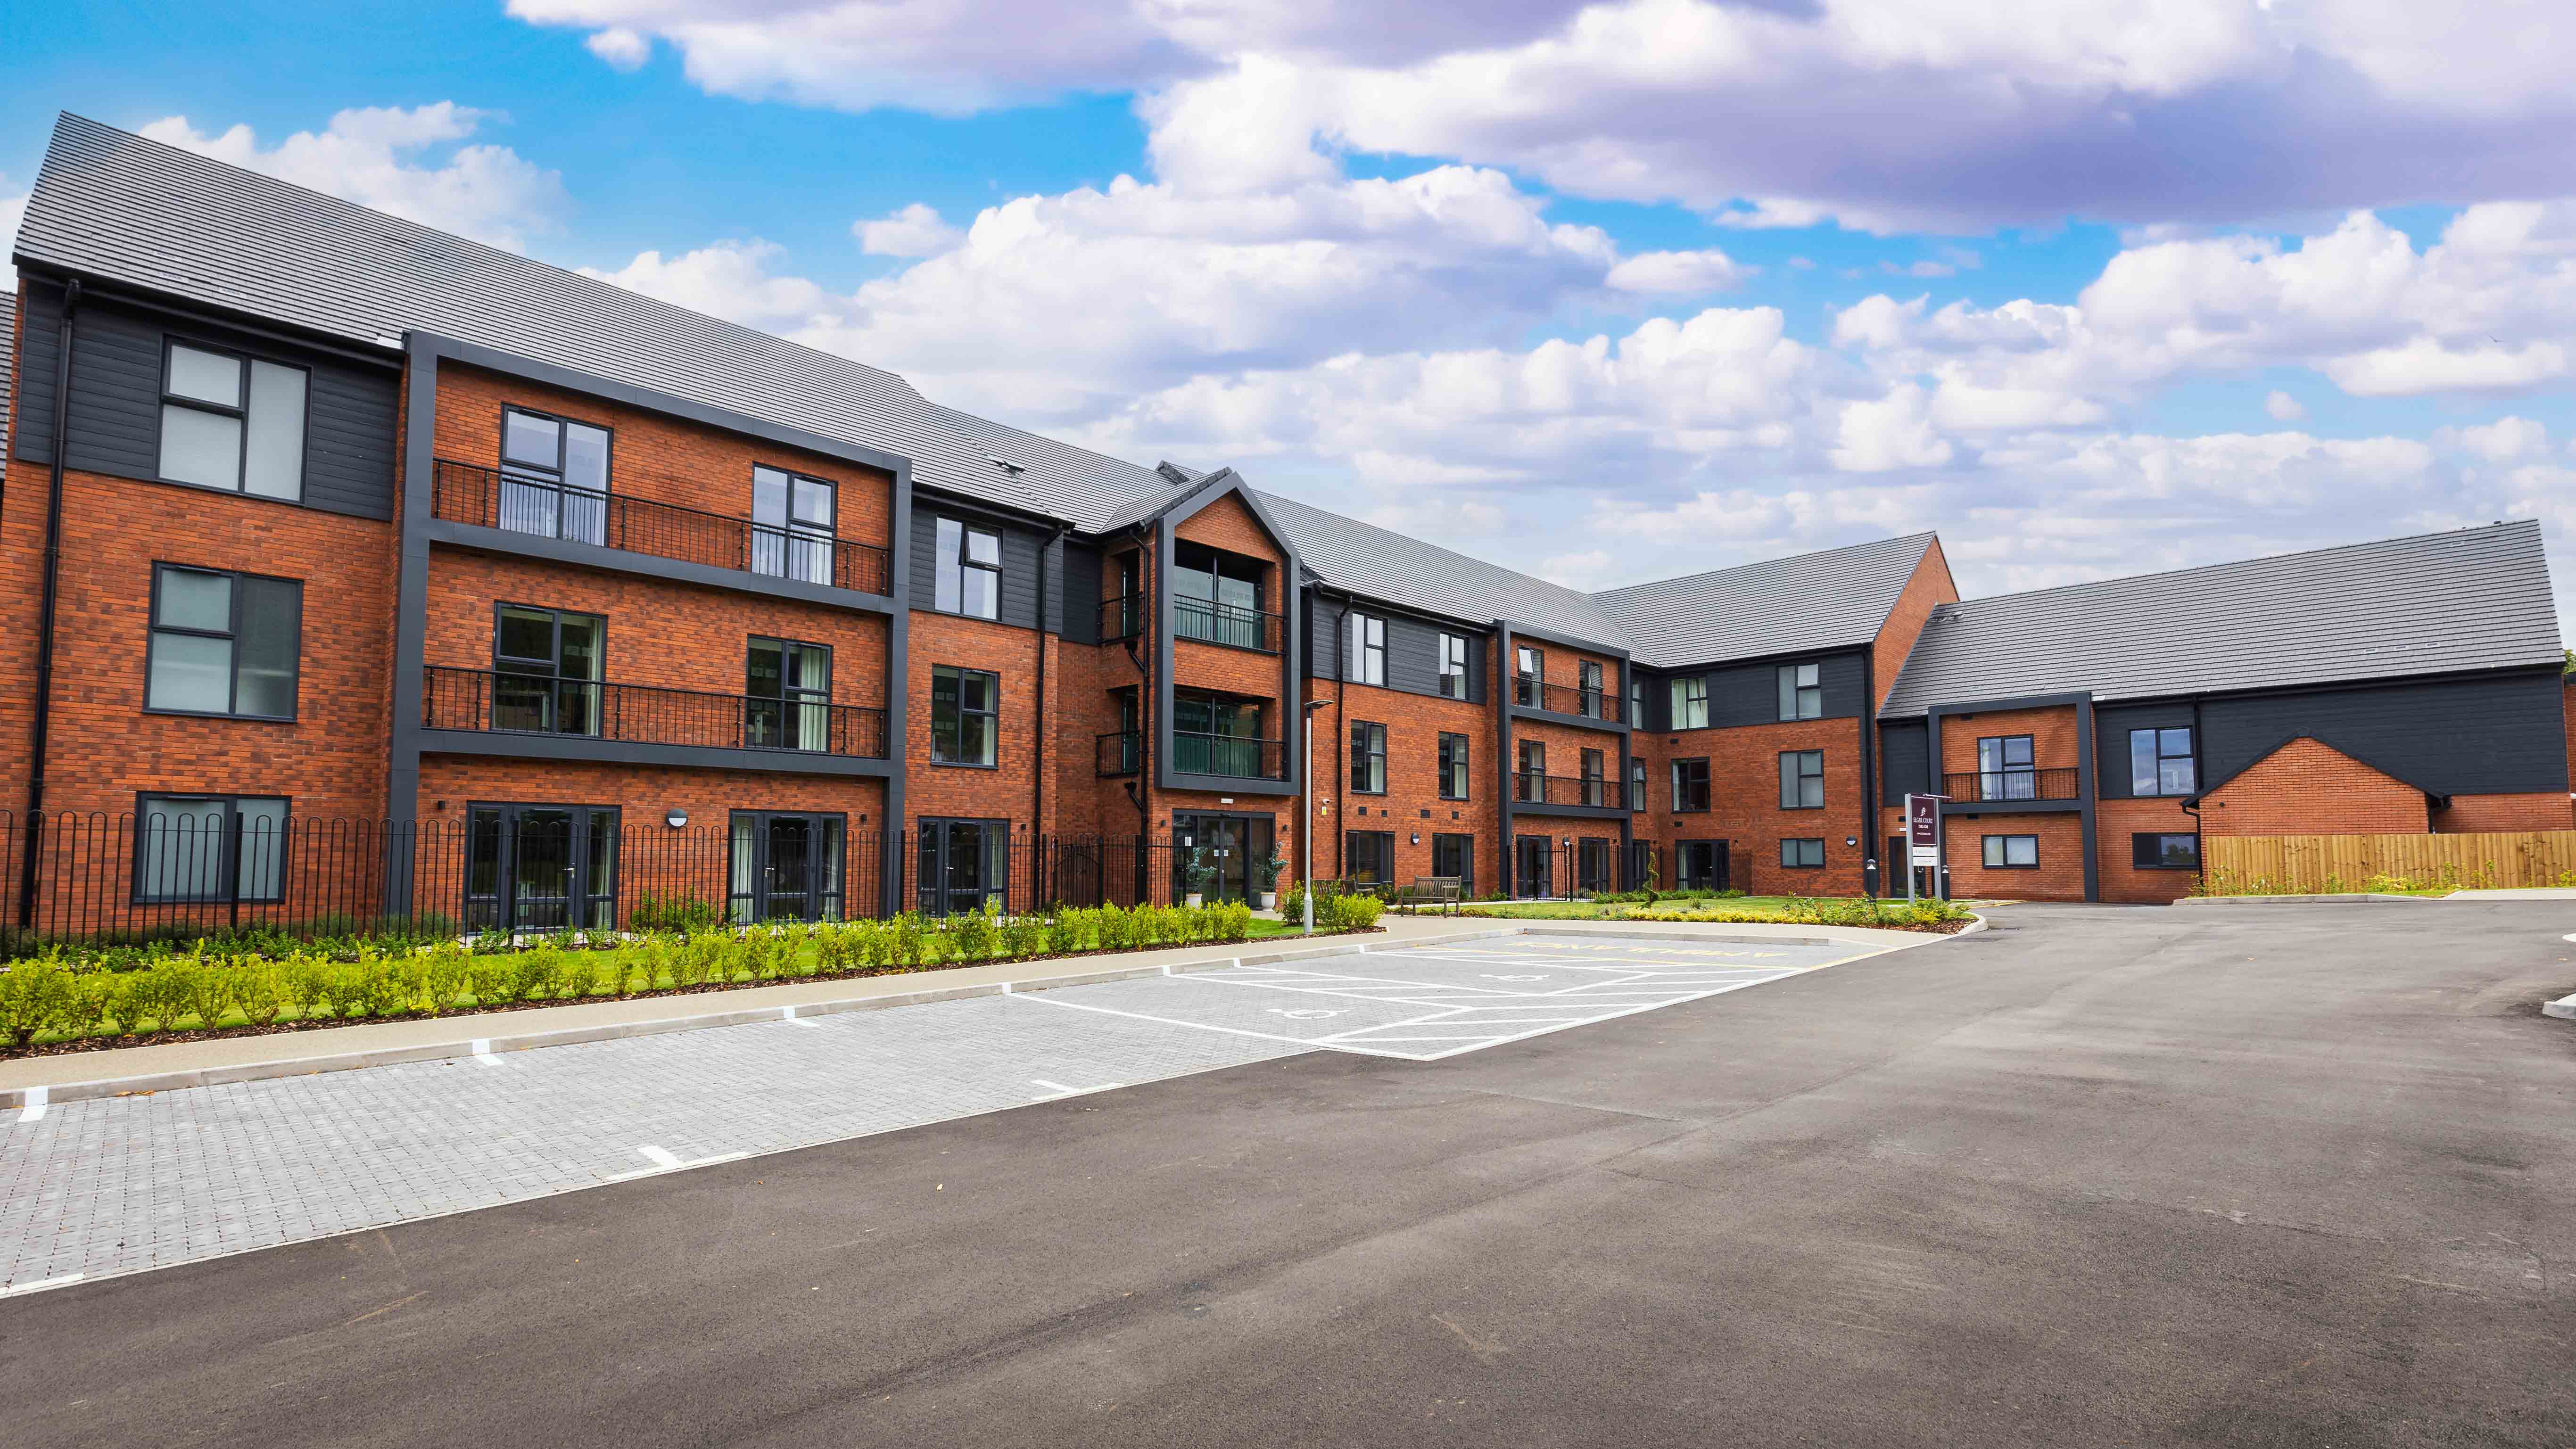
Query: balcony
431,460,892,598
1941,767,2081,804
1513,675,1623,723
1174,598,1282,653
1514,773,1627,809
423,666,888,759
1099,593,1145,642
1170,729,1284,780
1096,729,1142,777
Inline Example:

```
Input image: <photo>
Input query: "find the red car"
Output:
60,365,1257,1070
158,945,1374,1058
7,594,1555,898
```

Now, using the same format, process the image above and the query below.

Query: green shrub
1095,904,1134,952
1214,901,1253,942
949,902,998,961
0,956,79,1047
999,913,1046,961
231,955,288,1025
1046,908,1086,956
891,913,927,968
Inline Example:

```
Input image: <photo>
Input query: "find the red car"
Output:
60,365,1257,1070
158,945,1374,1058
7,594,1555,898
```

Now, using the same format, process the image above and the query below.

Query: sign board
1909,844,1941,866
1901,792,1948,903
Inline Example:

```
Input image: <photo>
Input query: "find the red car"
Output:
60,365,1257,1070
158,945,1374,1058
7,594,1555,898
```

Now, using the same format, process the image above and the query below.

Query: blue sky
8,1,2576,618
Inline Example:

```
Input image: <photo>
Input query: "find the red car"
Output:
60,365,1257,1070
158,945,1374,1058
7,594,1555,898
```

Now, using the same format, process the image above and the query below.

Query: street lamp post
1301,697,1332,936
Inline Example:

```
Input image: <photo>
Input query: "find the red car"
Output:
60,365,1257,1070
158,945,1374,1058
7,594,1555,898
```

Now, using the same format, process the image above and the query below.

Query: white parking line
470,1039,505,1068
781,1005,822,1028
1029,1078,1125,1100
18,1085,48,1122
603,1144,751,1183
1,1272,84,1296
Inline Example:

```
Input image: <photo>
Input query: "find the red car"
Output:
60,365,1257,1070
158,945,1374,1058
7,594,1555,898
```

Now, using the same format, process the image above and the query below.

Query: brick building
1,114,2568,927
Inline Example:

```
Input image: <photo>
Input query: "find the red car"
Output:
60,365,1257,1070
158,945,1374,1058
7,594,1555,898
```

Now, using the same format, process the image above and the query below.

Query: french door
1172,812,1274,902
917,817,1009,916
1679,840,1728,891
1515,835,1554,899
730,811,846,922
464,804,619,931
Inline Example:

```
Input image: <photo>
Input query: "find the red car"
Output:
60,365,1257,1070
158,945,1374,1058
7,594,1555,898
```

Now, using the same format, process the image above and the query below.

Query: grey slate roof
0,291,14,455
1879,520,2563,717
1592,532,1941,670
1252,490,1638,645
11,113,1197,532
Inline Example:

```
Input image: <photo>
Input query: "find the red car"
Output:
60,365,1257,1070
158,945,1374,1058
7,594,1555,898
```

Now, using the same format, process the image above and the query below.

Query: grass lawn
1458,897,1812,919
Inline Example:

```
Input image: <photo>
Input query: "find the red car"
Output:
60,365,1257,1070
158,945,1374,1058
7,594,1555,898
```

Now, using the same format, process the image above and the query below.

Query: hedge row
0,895,1385,1048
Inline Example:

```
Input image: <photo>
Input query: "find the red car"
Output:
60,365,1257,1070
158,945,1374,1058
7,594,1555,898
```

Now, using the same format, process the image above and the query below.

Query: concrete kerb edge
2544,993,2576,1021
0,926,1511,1109
2171,893,2434,905
0,918,1976,1109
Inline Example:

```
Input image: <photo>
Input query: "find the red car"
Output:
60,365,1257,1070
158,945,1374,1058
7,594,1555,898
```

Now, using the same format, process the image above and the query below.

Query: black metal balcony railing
1942,767,2081,803
1514,772,1627,809
1513,675,1623,723
424,666,889,759
1170,730,1284,780
432,460,892,597
1173,597,1283,653
1099,593,1145,642
1096,729,1143,776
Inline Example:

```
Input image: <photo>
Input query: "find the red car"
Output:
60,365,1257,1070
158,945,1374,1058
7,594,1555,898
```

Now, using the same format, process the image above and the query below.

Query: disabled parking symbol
1267,1007,1346,1020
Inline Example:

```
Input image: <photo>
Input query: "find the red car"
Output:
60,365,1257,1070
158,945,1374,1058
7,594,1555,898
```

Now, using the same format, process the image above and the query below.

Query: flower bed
0,895,1387,1057
1460,894,1974,933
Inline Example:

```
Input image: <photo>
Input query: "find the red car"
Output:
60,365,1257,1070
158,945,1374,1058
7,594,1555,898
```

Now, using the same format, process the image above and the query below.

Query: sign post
1903,792,1948,904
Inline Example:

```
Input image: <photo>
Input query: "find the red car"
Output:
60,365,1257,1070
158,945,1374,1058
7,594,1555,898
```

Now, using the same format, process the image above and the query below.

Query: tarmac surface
5,903,2573,1447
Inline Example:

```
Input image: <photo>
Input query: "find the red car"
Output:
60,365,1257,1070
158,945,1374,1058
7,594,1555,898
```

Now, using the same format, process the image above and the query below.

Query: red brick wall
906,610,1041,836
1172,637,1282,701
1943,812,2086,900
431,364,894,550
2430,792,2574,832
1310,669,1504,893
424,552,890,707
1871,537,1958,709
1637,716,1866,895
0,462,396,822
1937,703,2081,778
1173,493,1282,569
2198,737,2429,836
2097,796,2201,903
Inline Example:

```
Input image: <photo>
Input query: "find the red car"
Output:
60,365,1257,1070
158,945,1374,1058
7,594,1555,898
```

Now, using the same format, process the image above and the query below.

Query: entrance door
465,804,618,932
918,818,1008,916
731,811,846,922
1515,835,1554,898
1172,813,1273,902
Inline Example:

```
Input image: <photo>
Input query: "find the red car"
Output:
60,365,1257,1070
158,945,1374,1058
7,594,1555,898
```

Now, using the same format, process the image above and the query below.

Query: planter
1252,890,1273,910
1186,892,1205,908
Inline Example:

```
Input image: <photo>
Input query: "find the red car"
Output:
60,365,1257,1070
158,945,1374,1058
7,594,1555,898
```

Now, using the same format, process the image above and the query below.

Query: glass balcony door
493,605,604,736
465,804,618,932
751,466,835,585
730,811,845,922
499,409,609,546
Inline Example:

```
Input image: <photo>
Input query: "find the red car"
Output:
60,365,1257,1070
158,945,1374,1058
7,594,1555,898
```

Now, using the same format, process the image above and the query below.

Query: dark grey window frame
1779,749,1825,810
1437,731,1470,800
1779,837,1826,869
728,808,850,923
1671,675,1709,729
1514,644,1544,708
498,404,614,544
132,791,291,904
1431,832,1475,894
1579,659,1605,717
750,464,837,583
462,800,621,931
1672,757,1711,813
1345,612,1387,685
1516,739,1545,801
1629,757,1646,815
745,635,834,751
1581,747,1607,806
491,601,607,737
157,336,312,501
1777,661,1822,721
2130,727,2198,797
931,664,1001,767
1350,719,1388,794
1437,632,1470,699
1344,829,1396,887
1982,833,2040,869
2132,832,2201,870
933,517,1003,620
143,562,303,722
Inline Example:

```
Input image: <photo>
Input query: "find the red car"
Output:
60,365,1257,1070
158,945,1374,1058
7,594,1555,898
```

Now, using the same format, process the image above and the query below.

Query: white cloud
1603,247,1747,295
138,104,567,249
1831,385,1954,473
2438,416,2552,461
2264,389,2306,421
855,203,964,258
586,26,651,70
581,240,833,332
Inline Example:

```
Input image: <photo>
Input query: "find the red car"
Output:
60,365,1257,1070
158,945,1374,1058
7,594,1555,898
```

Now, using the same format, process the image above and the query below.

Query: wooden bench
1391,875,1463,916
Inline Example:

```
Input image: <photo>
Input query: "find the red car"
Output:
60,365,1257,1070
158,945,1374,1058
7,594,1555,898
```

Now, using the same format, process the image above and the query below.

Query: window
145,564,300,719
1173,542,1268,649
751,466,835,585
1778,749,1825,809
1630,758,1646,814
1672,758,1711,812
1776,662,1822,721
1350,721,1387,794
1581,748,1607,807
1344,830,1395,888
934,518,1002,618
931,665,999,765
493,605,604,736
1579,660,1605,718
1437,732,1470,800
1577,838,1613,894
464,804,618,931
1780,838,1825,869
1978,734,2037,800
1982,834,2039,868
730,811,845,922
158,341,306,500
2133,832,2201,871
1431,833,1475,893
2130,727,2196,797
1173,693,1266,777
1517,740,1545,801
745,637,831,751
918,817,1008,915
1515,645,1543,707
498,407,610,544
135,794,288,903
1437,633,1471,699
1630,675,1647,730
1344,613,1386,685
1670,675,1709,729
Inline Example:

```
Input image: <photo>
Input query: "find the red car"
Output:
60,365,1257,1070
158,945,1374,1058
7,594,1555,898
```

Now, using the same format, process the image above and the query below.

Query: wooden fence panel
2202,831,2576,893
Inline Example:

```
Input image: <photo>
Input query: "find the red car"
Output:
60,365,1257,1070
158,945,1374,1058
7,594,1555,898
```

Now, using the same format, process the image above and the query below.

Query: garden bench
1392,875,1463,916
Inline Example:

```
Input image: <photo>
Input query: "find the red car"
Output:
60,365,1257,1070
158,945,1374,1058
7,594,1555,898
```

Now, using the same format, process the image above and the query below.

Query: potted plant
1183,848,1215,909
1252,850,1286,911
